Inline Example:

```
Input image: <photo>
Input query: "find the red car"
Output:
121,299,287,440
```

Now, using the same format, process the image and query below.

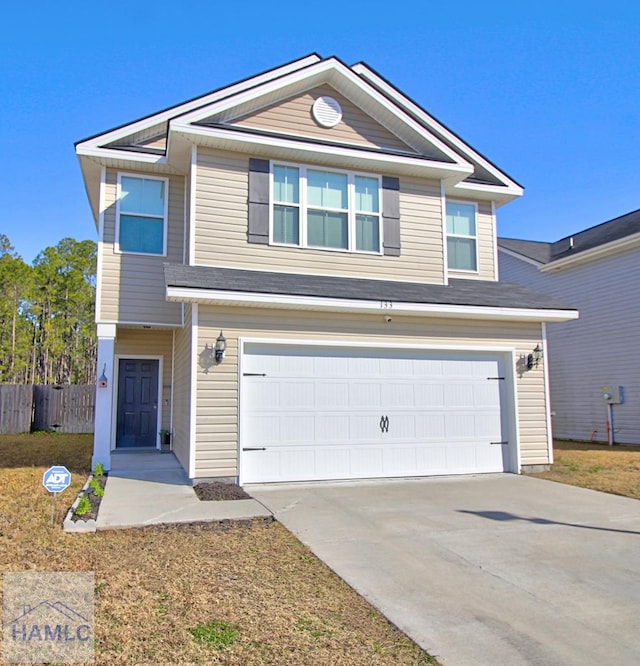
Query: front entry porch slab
96,452,271,530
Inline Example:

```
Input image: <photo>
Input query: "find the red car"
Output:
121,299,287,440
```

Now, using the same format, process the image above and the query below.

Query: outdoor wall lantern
214,331,227,364
526,344,543,371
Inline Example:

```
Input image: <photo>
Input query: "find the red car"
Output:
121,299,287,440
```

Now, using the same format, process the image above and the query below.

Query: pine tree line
0,234,97,385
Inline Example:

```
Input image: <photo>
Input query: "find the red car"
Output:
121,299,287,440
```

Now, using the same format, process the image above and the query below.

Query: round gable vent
312,96,342,128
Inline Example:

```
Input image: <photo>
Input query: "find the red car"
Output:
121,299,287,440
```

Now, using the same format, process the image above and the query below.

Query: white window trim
446,199,479,274
115,172,169,257
269,161,383,255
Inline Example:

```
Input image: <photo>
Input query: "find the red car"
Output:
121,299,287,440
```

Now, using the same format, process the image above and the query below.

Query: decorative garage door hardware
490,441,509,446
243,447,266,451
380,415,390,433
243,372,266,376
487,376,506,380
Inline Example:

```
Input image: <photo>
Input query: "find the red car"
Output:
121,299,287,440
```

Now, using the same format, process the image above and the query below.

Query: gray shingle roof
499,208,640,264
497,238,552,264
164,264,575,312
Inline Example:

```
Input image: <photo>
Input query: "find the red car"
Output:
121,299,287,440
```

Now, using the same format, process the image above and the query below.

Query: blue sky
1,2,639,262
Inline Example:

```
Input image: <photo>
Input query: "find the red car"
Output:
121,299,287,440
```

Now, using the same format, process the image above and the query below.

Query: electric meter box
602,385,624,404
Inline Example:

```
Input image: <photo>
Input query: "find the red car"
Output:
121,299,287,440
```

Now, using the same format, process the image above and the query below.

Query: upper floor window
446,201,477,271
272,163,381,253
117,174,167,255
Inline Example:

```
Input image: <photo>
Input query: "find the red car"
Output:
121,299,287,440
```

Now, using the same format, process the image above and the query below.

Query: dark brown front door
116,359,159,448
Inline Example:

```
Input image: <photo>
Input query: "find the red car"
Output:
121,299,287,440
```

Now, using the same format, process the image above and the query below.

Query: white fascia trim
452,179,523,200
172,123,473,179
95,166,106,324
166,286,579,322
540,232,640,272
76,145,167,165
75,55,321,151
508,349,522,473
189,303,198,479
99,319,181,328
497,245,545,268
440,181,448,285
97,323,117,338
189,146,197,265
541,322,554,465
174,59,468,166
491,201,499,281
241,336,516,353
352,63,523,194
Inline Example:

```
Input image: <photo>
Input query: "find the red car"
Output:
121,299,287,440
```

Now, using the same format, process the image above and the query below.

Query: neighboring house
499,208,640,444
76,54,576,483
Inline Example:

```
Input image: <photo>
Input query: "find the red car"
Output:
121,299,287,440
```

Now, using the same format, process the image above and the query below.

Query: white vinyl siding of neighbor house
114,329,173,434
192,306,548,479
194,148,445,283
447,200,496,281
171,305,193,474
226,85,415,153
500,247,640,444
99,169,184,325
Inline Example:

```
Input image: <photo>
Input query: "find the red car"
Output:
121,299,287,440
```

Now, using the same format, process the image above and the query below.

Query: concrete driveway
250,474,640,665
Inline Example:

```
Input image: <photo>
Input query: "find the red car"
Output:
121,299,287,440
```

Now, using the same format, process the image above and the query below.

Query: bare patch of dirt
193,481,252,501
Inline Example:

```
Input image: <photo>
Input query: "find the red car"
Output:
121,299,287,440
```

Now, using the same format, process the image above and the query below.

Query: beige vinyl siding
448,200,496,281
193,306,547,478
195,148,445,283
171,305,192,473
227,85,414,153
99,168,184,325
114,328,173,434
500,246,640,444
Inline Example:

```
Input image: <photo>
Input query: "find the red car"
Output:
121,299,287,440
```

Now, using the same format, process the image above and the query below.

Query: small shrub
75,496,91,516
93,485,104,498
188,620,238,647
93,462,105,477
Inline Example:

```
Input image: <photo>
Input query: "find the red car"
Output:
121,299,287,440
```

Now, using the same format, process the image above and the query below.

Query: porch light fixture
527,344,543,371
214,331,227,364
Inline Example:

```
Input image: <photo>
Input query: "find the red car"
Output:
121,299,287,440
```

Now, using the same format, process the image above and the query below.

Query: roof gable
216,84,421,155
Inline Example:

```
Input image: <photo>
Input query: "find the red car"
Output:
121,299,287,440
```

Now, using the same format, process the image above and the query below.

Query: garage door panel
241,345,511,483
415,414,447,439
316,383,349,408
280,382,315,408
316,414,350,441
443,383,474,407
382,446,417,474
381,382,414,408
280,415,315,442
414,384,445,407
349,414,383,441
245,382,280,409
349,383,382,407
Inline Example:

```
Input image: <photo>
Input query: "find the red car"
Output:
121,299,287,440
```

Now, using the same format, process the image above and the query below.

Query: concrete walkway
96,452,271,530
250,474,640,666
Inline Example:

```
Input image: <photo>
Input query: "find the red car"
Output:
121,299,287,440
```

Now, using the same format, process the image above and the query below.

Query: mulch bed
193,481,252,501
71,473,107,522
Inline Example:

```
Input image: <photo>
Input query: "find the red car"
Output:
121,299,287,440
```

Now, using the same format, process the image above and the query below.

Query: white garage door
240,343,511,483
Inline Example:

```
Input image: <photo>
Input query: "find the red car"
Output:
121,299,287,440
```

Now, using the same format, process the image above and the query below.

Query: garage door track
250,474,640,666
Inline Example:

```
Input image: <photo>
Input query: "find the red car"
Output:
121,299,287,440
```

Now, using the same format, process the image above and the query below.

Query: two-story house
76,54,577,483
499,208,640,445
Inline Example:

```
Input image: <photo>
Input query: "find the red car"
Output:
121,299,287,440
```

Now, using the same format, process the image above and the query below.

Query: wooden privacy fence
0,385,95,434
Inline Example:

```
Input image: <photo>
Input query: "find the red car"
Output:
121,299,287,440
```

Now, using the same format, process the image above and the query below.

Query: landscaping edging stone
63,474,97,533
